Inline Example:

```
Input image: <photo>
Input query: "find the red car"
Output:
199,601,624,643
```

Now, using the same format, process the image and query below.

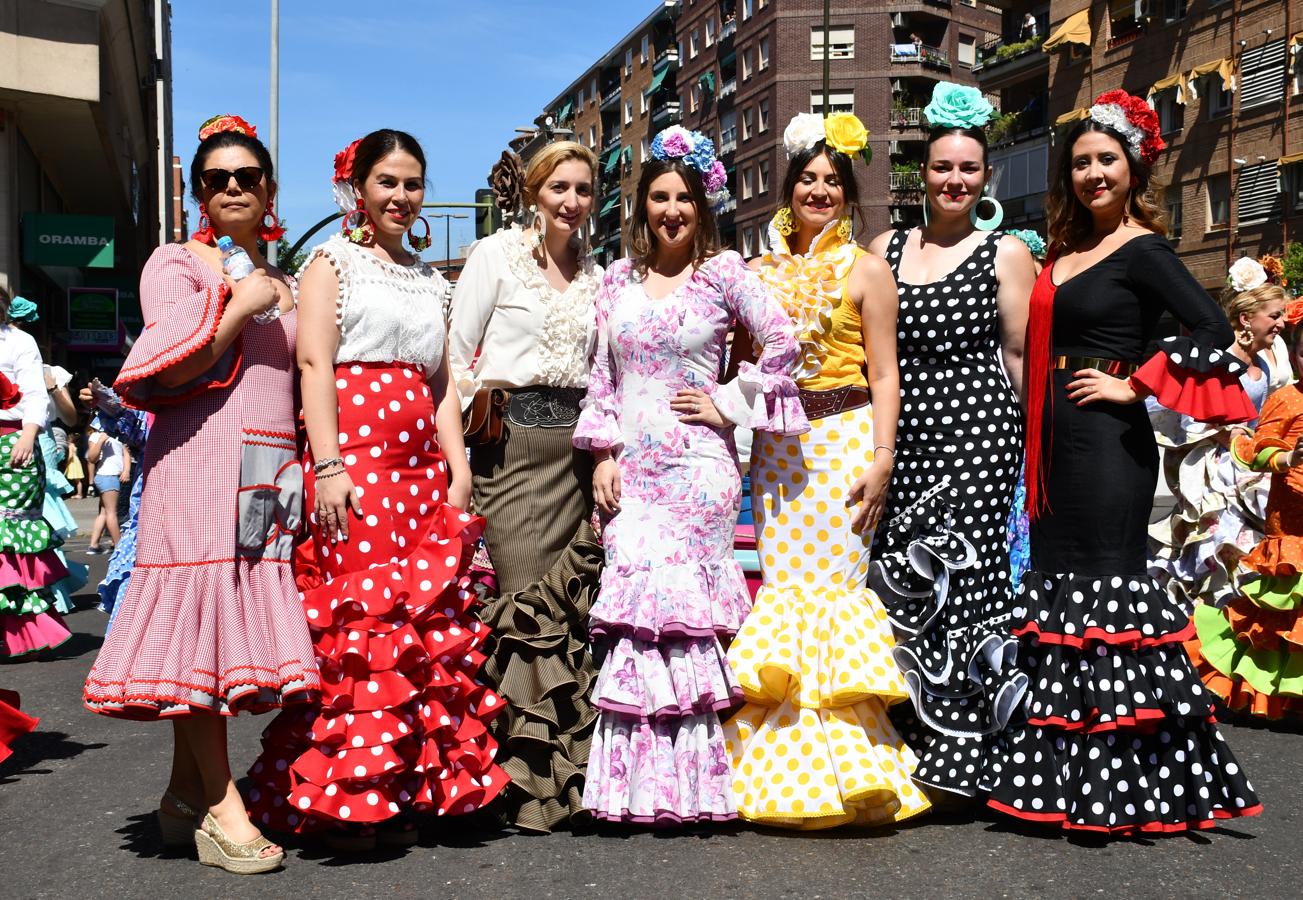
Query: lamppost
428,213,469,278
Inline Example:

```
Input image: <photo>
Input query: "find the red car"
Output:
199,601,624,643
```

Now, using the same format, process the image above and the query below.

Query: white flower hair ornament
1086,90,1165,165
650,125,731,210
782,112,872,163
1228,257,1269,293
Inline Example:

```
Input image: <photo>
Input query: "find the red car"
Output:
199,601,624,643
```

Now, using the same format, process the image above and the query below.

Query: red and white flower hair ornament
331,137,364,213
1088,90,1165,165
197,114,257,142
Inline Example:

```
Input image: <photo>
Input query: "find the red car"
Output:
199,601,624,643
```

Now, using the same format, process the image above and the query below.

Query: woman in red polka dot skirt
246,130,507,850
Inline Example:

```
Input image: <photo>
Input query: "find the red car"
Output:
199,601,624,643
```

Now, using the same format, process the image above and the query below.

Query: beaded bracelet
315,468,347,479
313,457,344,473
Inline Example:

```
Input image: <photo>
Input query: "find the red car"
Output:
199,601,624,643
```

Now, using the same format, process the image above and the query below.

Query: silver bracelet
312,456,344,473
314,468,347,479
874,445,896,460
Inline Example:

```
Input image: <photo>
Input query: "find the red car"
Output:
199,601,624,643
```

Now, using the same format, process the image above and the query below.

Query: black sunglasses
200,166,265,193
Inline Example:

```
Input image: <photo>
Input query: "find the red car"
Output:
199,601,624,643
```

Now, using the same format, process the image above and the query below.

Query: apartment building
1037,0,1303,289
536,2,682,264
678,0,1000,256
0,0,175,364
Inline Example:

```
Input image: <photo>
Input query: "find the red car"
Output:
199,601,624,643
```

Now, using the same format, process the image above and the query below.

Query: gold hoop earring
1237,326,1254,349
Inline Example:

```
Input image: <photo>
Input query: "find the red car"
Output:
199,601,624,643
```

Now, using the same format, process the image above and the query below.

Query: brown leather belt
798,385,870,421
1052,355,1138,377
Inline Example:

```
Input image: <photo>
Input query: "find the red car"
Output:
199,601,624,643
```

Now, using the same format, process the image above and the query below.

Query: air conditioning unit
890,209,906,225
891,12,908,28
891,79,905,93
889,140,902,155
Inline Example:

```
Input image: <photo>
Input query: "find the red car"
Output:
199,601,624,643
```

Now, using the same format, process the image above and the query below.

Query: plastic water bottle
217,235,278,323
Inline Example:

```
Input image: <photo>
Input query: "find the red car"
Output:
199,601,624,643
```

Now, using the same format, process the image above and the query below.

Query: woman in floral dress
575,127,808,825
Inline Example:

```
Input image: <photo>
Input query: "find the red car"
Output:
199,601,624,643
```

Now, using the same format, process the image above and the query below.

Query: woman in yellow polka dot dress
722,113,931,829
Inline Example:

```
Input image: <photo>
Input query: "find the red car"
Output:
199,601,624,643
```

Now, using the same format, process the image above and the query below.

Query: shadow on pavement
0,730,108,785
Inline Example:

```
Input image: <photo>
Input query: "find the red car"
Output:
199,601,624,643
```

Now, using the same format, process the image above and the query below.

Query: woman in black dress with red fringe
986,90,1262,834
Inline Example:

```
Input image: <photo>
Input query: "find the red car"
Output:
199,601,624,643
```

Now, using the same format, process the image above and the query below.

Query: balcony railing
720,17,737,41
717,197,737,214
600,86,621,109
602,133,620,153
651,100,681,125
719,78,737,98
890,44,950,70
975,34,1043,70
654,46,680,69
889,171,924,193
890,107,922,128
719,136,737,154
1106,19,1143,50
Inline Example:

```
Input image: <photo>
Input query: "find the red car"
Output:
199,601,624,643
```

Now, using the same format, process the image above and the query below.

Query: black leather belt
506,386,585,427
798,385,870,421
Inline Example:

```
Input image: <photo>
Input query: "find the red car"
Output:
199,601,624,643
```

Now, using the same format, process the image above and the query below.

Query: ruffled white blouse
305,234,450,372
447,226,602,410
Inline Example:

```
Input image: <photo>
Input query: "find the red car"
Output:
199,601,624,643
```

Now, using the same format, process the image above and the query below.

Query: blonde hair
522,141,597,209
1220,283,1288,328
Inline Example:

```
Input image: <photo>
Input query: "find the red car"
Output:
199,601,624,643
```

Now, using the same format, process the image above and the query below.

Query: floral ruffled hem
711,361,810,435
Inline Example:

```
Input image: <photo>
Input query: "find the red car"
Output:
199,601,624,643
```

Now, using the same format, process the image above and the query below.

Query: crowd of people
1,79,1295,873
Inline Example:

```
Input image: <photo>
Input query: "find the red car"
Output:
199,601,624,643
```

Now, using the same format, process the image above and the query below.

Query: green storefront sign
67,287,120,349
22,213,115,268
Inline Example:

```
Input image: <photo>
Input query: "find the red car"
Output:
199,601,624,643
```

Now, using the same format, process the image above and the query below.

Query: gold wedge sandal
194,813,285,874
156,792,201,848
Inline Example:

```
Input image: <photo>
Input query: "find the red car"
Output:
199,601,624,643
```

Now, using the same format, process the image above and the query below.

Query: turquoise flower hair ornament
1007,229,1046,260
8,296,39,323
923,82,995,129
650,126,730,210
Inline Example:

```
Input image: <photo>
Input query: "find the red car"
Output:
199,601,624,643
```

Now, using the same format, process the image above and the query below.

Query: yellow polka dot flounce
722,406,931,828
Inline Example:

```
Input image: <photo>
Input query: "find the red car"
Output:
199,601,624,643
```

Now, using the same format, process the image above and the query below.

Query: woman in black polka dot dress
867,97,1037,799
988,93,1261,834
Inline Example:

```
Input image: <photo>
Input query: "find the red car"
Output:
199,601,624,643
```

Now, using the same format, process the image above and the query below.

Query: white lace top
305,234,449,372
448,226,602,410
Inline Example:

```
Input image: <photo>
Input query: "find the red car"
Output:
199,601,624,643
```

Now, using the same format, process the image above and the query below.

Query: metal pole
445,217,452,277
822,0,830,113
268,0,280,265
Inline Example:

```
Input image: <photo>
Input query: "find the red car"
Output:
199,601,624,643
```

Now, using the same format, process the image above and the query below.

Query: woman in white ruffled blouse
447,141,605,834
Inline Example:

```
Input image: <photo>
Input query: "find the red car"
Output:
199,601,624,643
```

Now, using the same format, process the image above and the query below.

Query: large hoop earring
773,207,796,236
258,201,285,242
408,216,432,253
343,202,374,244
191,211,215,245
970,194,1004,231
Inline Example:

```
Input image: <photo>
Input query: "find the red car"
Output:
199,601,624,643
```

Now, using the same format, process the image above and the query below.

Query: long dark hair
0,286,10,325
1046,118,1166,250
189,130,275,204
350,129,427,195
780,142,863,237
627,158,720,276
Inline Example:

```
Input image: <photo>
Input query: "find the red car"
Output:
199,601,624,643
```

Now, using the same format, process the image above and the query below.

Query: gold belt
1052,355,1137,377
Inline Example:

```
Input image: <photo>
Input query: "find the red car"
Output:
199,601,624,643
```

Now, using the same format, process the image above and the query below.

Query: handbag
462,387,507,446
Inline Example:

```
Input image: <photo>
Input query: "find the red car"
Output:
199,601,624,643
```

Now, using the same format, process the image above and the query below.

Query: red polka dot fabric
246,362,509,830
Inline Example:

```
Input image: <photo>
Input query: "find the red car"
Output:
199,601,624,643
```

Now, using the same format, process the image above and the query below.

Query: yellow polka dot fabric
722,406,931,829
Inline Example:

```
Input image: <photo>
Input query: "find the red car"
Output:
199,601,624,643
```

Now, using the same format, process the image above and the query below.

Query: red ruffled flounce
0,689,37,765
247,362,508,831
1131,351,1257,425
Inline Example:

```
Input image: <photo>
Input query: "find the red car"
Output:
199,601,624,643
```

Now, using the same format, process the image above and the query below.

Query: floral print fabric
575,251,807,823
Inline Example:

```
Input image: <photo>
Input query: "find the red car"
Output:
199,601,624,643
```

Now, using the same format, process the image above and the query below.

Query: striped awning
1184,58,1236,100
1147,73,1186,105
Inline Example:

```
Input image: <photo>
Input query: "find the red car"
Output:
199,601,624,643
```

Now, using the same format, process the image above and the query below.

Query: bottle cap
216,235,234,250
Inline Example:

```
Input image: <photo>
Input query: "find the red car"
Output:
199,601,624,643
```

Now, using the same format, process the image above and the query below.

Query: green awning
599,196,620,215
620,147,632,164
699,71,716,93
556,98,573,122
604,148,623,173
645,63,670,96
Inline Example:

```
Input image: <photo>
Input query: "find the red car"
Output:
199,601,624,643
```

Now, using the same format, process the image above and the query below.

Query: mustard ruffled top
755,219,866,391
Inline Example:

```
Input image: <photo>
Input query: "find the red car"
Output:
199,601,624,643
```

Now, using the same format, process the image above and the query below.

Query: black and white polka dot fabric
871,229,1025,795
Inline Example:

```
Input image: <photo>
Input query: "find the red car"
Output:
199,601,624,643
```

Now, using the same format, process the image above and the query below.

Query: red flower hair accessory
331,137,364,213
1284,299,1303,327
1089,90,1165,165
197,114,257,142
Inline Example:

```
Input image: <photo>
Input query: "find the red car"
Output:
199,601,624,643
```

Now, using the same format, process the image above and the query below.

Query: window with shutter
1240,39,1286,110
1235,161,1280,224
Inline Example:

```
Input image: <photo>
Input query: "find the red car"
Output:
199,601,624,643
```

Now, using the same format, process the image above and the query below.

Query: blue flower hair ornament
924,82,995,130
650,126,730,210
8,296,39,324
1007,229,1046,259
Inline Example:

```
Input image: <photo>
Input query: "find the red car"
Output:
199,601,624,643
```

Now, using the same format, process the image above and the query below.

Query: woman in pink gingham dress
84,116,318,874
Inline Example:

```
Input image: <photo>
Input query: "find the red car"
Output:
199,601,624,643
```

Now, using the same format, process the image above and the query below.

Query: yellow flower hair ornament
782,112,872,165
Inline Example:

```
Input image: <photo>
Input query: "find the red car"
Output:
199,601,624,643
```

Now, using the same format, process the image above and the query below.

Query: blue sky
172,1,636,257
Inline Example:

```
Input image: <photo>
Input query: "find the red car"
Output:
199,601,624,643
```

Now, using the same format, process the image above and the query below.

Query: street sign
67,287,120,350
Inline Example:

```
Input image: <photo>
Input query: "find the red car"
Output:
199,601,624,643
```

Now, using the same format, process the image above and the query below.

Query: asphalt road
2,498,1300,900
